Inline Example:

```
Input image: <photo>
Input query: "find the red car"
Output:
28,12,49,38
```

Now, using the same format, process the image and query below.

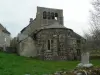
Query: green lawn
0,52,100,75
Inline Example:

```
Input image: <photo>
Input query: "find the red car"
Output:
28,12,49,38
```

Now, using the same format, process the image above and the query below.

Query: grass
0,52,100,75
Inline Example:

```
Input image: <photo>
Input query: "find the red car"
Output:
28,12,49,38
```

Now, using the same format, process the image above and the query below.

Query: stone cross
81,52,89,64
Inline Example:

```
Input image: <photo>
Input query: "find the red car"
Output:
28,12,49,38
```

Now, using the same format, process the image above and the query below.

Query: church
17,6,85,60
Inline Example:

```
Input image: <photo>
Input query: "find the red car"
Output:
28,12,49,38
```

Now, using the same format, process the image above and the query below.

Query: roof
37,6,63,11
31,21,73,34
43,22,66,29
72,32,85,40
0,23,10,34
0,23,6,30
21,18,36,33
30,22,85,40
2,30,10,34
21,27,27,33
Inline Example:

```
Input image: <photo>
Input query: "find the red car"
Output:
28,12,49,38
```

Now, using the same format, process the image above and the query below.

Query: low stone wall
0,47,16,53
43,66,100,75
90,56,100,59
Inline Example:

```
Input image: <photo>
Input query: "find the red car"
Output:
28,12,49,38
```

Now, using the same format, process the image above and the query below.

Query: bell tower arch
36,6,64,27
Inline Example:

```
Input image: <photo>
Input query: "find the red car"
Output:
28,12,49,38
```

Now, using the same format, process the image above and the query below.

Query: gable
0,23,10,35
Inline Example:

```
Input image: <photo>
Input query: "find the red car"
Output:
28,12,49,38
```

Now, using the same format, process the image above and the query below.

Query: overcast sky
0,0,92,37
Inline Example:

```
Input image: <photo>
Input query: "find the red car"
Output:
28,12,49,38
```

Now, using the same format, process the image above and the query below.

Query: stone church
18,6,85,60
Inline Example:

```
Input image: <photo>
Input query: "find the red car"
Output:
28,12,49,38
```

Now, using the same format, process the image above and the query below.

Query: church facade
18,6,85,60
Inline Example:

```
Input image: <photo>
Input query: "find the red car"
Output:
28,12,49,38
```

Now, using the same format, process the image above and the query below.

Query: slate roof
44,22,66,29
31,22,85,40
21,18,36,33
0,23,10,34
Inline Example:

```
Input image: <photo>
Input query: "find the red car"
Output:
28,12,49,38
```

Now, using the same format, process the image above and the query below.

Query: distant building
0,24,11,49
18,6,85,60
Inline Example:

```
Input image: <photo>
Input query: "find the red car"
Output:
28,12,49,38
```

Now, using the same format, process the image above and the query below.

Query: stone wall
18,28,83,60
36,6,64,27
35,28,81,60
0,31,11,47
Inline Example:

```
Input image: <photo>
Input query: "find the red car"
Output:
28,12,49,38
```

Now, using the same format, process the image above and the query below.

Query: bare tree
83,31,94,51
89,0,100,50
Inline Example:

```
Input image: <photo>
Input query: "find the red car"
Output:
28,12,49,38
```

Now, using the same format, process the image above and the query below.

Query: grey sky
0,0,92,37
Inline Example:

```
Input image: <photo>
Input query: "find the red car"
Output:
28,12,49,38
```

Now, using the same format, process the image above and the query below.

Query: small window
43,11,47,19
68,32,70,37
51,12,54,19
77,40,81,43
77,49,80,56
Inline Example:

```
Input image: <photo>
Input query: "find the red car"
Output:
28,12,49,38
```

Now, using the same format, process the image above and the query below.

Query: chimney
30,18,33,23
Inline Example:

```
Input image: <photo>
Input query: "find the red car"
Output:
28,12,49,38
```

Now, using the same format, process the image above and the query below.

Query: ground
0,52,100,75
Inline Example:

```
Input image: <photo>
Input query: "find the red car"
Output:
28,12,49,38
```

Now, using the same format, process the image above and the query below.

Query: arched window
55,13,58,17
43,11,47,19
51,12,54,19
55,13,58,20
48,40,50,50
47,40,53,50
48,12,51,19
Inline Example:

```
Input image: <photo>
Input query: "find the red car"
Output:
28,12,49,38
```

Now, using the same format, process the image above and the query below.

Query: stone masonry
18,6,85,60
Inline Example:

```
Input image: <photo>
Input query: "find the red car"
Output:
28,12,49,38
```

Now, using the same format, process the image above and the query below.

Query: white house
0,24,11,49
